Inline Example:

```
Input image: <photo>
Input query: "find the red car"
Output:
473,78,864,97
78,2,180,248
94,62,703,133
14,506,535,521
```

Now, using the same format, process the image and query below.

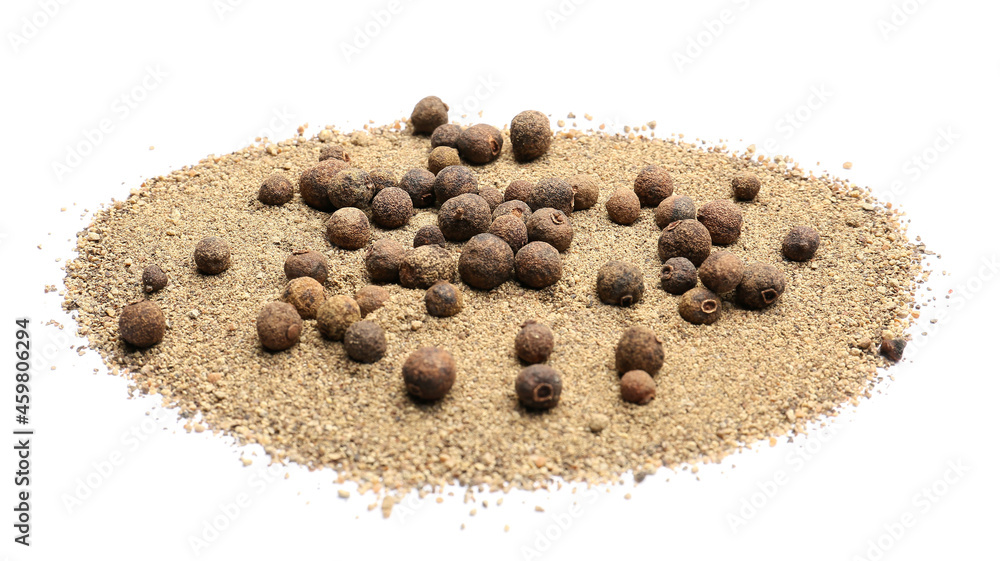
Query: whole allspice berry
424,281,463,317
782,226,821,261
732,173,761,201
457,123,503,165
659,257,697,295
568,174,599,211
489,214,528,253
698,251,745,294
527,177,574,216
371,187,413,229
365,238,406,283
284,250,329,284
620,370,656,405
880,336,907,362
399,245,457,289
526,208,573,252
678,287,722,325
402,347,457,401
658,219,712,266
194,236,231,275
142,265,168,293
478,186,503,213
413,225,446,248
258,173,294,206
328,168,376,210
697,200,743,245
735,263,786,309
299,159,348,211
605,187,641,225
399,168,437,208
458,233,515,290
119,300,166,348
655,195,697,229
282,276,326,319
428,146,461,175
493,200,531,224
319,144,350,163
410,96,449,135
615,326,663,375
434,165,479,206
510,110,552,162
515,365,562,410
504,179,533,203
343,320,387,364
316,295,361,341
633,165,674,207
515,320,554,363
597,261,644,307
326,207,370,250
515,241,562,289
256,301,303,352
438,193,492,241
368,168,397,193
431,123,463,148
355,285,390,317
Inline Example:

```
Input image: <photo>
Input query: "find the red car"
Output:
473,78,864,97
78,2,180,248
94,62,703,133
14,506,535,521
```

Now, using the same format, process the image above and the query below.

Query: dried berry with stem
284,250,328,284
458,233,514,290
659,257,697,295
526,208,573,252
735,263,786,309
402,347,456,401
256,302,302,351
657,219,711,266
515,365,562,410
438,193,492,242
678,287,722,325
597,261,644,307
457,123,503,165
515,241,562,289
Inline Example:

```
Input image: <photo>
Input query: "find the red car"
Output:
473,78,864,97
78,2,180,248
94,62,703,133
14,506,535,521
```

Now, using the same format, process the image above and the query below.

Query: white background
2,1,998,559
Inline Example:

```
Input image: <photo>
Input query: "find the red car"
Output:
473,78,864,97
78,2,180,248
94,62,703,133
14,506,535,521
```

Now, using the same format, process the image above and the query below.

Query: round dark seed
515,321,554,364
284,250,329,284
410,96,449,135
493,200,532,224
698,251,745,294
735,263,786,309
515,365,562,410
614,326,663,375
413,225,446,248
515,241,562,289
343,320,387,364
433,165,479,206
328,168,376,210
634,165,674,207
368,168,397,193
732,173,761,201
141,265,168,293
364,238,406,283
880,336,907,362
256,301,302,351
424,281,464,317
620,370,656,405
428,146,461,175
194,236,231,275
597,261,644,307
258,173,293,205
458,233,514,290
299,159,348,211
326,208,370,250
318,144,350,163
697,200,743,245
438,193,491,242
399,245,457,289
504,179,533,203
119,300,166,348
281,276,325,319
527,177,574,216
678,287,722,325
478,186,503,212
782,226,821,261
371,187,413,229
399,168,437,208
657,219,712,266
402,347,456,401
605,187,640,225
355,285,390,318
654,195,698,229
526,208,573,252
431,124,463,148
457,123,503,165
315,295,361,341
489,214,528,253
568,174,599,211
659,257,697,295
510,110,552,162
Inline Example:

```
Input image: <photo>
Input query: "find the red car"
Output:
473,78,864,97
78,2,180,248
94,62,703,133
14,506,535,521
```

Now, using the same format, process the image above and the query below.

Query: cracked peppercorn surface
62,123,923,499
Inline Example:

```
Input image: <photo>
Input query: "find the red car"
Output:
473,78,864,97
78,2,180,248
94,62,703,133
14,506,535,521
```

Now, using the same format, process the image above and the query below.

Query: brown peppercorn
141,265,168,293
732,173,761,201
620,370,656,405
493,200,531,224
458,233,514,290
194,236,231,275
326,208,370,250
428,146,461,175
597,261,644,307
438,193,491,242
368,168,397,193
343,320,387,364
299,159,348,211
284,250,329,284
431,123,463,148
605,187,641,225
614,326,663,375
364,238,406,283
371,187,413,229
355,285,390,317
698,251,745,294
678,287,722,325
782,226,821,261
119,300,166,348
526,208,573,252
413,225,446,248
399,168,436,208
659,257,697,295
399,245,457,289
402,347,456,401
515,321,554,363
515,241,562,289
478,186,503,212
633,165,674,207
410,96,449,135
504,179,533,203
654,195,698,229
258,173,293,206
568,174,599,211
281,276,326,319
457,123,503,165
735,263,786,309
880,336,906,362
318,144,350,163
256,301,303,351
424,281,463,317
697,200,743,245
433,165,479,206
516,365,562,410
510,110,552,162
657,219,712,266
315,295,361,341
489,214,528,253
328,168,376,210
527,177,574,216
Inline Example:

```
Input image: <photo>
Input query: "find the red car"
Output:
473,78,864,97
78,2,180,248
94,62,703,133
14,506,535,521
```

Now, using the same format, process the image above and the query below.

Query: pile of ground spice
60,120,924,499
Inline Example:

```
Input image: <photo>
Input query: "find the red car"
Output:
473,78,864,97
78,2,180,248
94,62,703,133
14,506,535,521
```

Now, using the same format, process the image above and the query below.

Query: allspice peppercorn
256,301,303,352
458,233,514,290
697,200,743,245
194,236,231,275
654,195,697,229
258,173,294,206
371,187,413,229
880,336,906,362
431,123,462,148
614,326,663,375
438,193,491,241
413,225,446,248
782,226,821,261
515,241,562,289
402,347,456,401
365,238,406,283
657,219,712,266
568,174,599,211
527,177,574,216
605,187,641,225
282,276,326,319
478,186,503,212
510,110,552,162
284,250,329,284
399,168,437,208
368,168,397,193
433,165,479,206
633,165,674,207
343,320,387,364
119,300,166,348
355,285,390,317
732,173,761,201
316,295,361,341
424,281,463,317
597,261,644,307
428,146,461,174
399,245,457,289
318,144,350,163
516,365,562,410
410,96,449,135
299,159,348,211
326,207,370,250
493,200,531,224
457,123,503,165
678,287,722,325
504,179,533,203
659,257,697,295
698,251,745,294
620,370,656,405
328,168,376,210
526,208,573,252
489,214,528,253
142,265,168,293
515,321,554,364
735,263,786,309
